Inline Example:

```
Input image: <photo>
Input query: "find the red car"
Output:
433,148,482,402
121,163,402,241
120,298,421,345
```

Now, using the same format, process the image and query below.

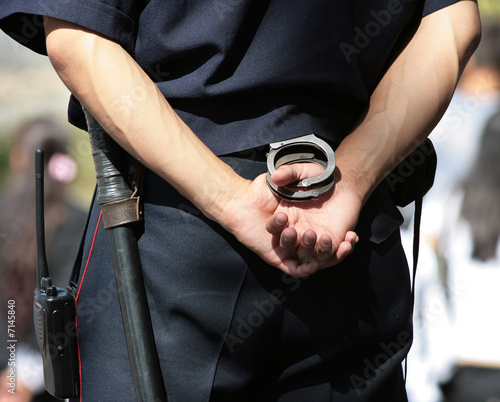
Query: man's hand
267,163,360,276
221,163,359,277
258,0,482,278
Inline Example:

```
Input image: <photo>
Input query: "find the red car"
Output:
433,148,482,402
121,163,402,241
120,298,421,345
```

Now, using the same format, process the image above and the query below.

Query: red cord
75,210,102,401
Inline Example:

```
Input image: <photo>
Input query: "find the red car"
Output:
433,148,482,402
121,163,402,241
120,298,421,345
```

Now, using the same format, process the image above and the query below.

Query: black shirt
1,0,459,155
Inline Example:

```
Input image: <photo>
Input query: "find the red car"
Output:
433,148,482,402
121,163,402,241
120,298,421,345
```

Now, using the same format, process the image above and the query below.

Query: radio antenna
35,148,50,288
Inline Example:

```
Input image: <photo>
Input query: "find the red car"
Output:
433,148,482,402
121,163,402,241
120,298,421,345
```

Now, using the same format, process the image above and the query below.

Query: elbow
45,38,71,75
466,20,482,61
44,17,72,73
470,20,482,59
458,3,482,73
43,16,94,78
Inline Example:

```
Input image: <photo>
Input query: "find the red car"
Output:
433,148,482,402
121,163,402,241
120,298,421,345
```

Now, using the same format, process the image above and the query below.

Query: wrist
335,157,380,207
190,164,249,227
334,130,398,205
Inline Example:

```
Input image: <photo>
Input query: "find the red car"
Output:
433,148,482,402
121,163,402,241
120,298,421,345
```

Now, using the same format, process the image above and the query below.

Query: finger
290,257,319,278
335,232,359,262
266,212,289,235
316,234,333,262
346,231,359,245
297,229,317,260
335,241,355,262
271,165,301,186
314,231,358,269
280,227,298,250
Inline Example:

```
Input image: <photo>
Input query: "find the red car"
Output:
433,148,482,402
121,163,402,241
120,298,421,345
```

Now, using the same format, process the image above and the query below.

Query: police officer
0,1,480,400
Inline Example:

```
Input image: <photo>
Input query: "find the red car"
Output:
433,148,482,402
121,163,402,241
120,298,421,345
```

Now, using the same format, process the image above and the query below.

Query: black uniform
1,0,459,400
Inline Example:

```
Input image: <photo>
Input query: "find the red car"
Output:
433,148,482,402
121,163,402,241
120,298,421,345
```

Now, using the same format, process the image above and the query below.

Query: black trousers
72,157,411,401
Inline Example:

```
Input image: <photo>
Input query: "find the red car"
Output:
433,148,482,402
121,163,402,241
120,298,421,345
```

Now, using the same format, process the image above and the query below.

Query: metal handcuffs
266,134,336,201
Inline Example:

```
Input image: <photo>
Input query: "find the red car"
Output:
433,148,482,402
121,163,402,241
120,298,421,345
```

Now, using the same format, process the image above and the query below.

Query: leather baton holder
101,196,142,229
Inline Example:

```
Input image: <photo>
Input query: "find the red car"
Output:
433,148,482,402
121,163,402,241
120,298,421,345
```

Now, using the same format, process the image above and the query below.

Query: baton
83,108,167,402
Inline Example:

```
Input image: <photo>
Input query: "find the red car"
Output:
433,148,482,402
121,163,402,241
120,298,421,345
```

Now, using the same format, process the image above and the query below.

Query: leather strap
101,196,142,229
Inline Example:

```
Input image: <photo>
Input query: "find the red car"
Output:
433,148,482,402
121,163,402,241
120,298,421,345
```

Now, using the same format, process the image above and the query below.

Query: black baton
83,108,167,402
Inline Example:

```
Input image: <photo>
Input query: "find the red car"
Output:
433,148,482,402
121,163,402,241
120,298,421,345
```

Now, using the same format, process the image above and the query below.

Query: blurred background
0,21,94,402
402,2,500,402
1,2,500,402
0,27,95,204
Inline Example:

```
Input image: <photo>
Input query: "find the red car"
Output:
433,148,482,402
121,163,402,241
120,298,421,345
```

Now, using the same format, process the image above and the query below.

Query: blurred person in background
436,110,500,402
0,118,86,401
406,109,500,402
429,22,500,195
401,22,500,227
405,22,500,402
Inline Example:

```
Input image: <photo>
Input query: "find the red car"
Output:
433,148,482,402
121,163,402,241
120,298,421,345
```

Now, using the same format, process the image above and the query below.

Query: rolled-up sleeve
0,0,141,55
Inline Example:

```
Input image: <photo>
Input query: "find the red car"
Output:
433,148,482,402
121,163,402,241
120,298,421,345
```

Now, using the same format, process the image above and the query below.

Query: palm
223,167,361,277
275,180,361,263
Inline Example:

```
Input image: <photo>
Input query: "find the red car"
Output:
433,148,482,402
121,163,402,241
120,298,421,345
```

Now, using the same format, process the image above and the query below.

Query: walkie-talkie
33,148,80,399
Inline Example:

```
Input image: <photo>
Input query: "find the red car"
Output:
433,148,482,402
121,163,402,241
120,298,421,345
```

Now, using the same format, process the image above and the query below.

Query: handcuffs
266,134,336,201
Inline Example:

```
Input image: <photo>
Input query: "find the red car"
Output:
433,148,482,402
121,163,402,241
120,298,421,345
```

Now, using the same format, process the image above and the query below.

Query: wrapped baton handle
84,108,167,402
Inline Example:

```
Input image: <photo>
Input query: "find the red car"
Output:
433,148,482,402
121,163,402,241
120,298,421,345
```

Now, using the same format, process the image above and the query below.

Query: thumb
270,163,325,187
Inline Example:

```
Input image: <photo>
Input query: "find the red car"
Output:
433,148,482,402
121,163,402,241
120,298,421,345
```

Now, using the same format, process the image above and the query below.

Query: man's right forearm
43,17,326,274
43,17,245,223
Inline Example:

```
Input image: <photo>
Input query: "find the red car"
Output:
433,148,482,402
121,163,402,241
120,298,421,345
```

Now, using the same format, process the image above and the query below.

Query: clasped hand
223,163,361,277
